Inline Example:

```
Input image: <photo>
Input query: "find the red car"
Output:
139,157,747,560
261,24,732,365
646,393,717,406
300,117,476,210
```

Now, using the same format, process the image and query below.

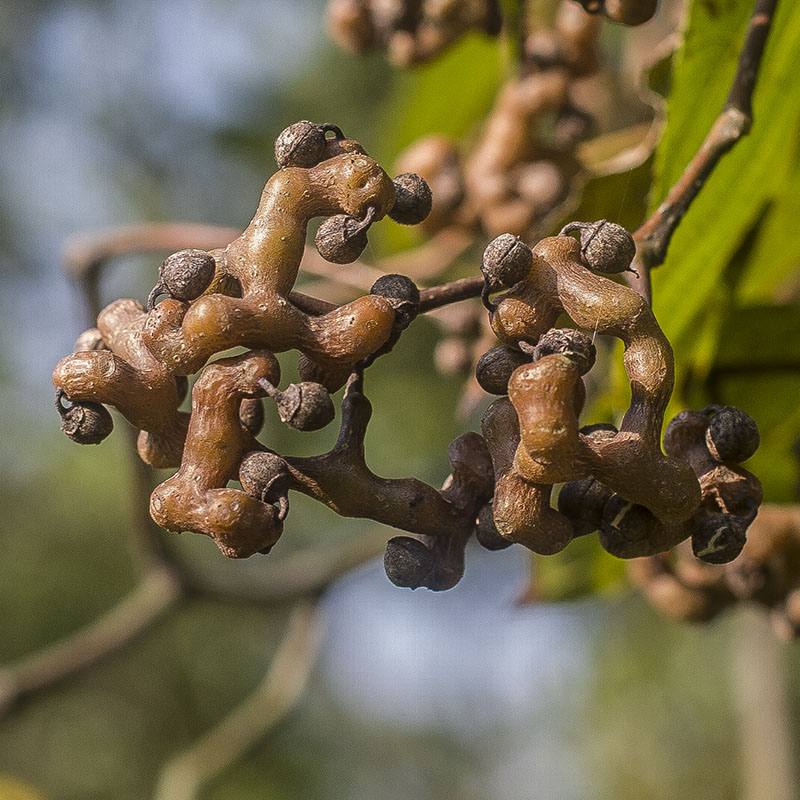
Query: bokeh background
2,1,800,799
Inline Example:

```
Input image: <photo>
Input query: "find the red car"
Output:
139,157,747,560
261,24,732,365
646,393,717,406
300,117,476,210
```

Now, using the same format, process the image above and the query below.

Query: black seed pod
534,328,596,376
388,173,432,225
238,451,290,526
598,496,658,558
475,503,513,550
274,120,327,169
148,249,216,310
55,390,113,445
481,234,533,292
239,397,265,437
705,407,759,464
370,273,420,328
560,220,636,274
558,477,612,537
275,382,335,431
692,514,747,564
475,345,530,395
316,214,369,263
384,536,434,589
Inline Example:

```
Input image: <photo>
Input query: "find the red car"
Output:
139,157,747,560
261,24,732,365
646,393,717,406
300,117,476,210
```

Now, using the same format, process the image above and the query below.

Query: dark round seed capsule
557,477,612,537
160,249,216,302
705,407,759,464
57,397,113,445
598,496,659,558
384,536,434,589
481,234,533,291
692,514,747,565
239,397,265,436
388,173,432,225
239,451,291,505
370,273,420,328
534,328,596,376
274,120,327,169
276,382,335,431
315,214,369,263
475,503,513,550
475,345,530,395
561,220,636,274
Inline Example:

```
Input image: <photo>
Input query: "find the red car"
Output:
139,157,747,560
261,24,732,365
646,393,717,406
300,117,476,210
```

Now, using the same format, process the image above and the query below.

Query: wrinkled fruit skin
481,234,533,291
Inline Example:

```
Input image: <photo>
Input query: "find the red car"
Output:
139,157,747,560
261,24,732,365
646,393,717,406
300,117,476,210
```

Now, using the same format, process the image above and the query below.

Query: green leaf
650,0,800,366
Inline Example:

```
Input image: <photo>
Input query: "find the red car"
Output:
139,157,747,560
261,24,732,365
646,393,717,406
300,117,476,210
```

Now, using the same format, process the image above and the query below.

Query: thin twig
152,600,321,800
184,535,386,605
0,567,182,718
632,0,779,292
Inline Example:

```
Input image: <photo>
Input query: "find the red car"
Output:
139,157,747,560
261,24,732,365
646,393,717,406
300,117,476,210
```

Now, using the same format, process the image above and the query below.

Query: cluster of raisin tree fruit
53,116,763,593
53,0,788,634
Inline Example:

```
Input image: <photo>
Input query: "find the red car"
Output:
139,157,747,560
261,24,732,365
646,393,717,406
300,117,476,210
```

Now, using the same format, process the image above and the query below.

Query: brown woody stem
0,567,181,717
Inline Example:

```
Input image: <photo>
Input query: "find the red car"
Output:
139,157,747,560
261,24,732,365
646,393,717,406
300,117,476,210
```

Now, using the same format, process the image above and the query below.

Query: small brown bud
370,273,420,328
316,214,370,263
73,328,106,352
481,234,533,292
151,249,216,308
275,120,327,169
533,328,596,375
692,514,746,564
384,536,434,589
475,345,529,395
560,219,636,274
55,390,113,445
558,477,612,537
705,406,759,464
388,173,432,225
238,451,290,522
239,451,290,502
274,381,335,431
475,502,513,550
239,397,265,437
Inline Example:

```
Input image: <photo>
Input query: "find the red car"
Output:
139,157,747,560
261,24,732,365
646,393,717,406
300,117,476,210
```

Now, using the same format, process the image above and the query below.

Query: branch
0,567,181,718
152,600,321,800
184,535,386,605
632,0,778,282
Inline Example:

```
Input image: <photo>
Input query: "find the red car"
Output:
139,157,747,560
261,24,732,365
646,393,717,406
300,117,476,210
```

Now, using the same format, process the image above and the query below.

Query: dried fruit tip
258,378,335,432
560,219,636,275
315,205,377,264
55,388,113,445
480,234,533,310
384,536,435,589
388,173,432,226
475,345,530,395
147,249,215,310
238,451,291,522
370,273,420,329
